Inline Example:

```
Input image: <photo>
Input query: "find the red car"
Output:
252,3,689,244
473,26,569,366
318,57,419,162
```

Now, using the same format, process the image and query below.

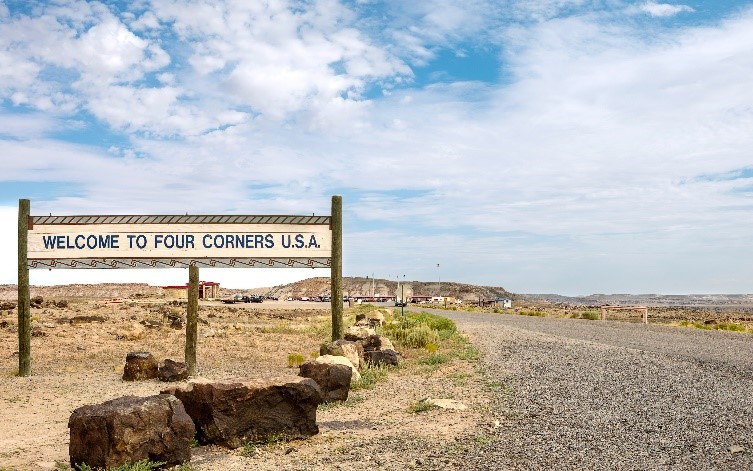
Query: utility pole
437,263,441,297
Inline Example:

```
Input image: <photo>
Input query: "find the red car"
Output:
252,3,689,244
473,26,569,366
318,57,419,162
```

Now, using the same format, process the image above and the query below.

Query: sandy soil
0,298,489,470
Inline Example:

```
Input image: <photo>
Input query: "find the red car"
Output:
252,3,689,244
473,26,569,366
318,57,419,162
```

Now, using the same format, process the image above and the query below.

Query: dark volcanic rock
122,352,159,381
162,376,323,448
68,394,194,469
159,359,189,382
363,348,400,367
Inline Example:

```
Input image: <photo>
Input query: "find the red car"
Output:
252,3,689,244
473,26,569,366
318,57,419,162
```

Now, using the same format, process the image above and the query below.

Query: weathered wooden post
330,195,343,341
185,264,199,376
17,199,31,377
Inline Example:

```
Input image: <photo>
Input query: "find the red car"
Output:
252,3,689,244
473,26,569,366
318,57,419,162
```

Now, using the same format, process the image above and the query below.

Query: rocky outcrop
299,359,353,402
68,394,194,469
122,352,159,381
162,376,323,448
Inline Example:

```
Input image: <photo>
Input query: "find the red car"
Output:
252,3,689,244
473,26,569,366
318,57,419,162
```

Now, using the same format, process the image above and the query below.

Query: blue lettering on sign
41,232,311,252
42,234,121,250
199,233,278,249
154,234,195,249
281,234,317,249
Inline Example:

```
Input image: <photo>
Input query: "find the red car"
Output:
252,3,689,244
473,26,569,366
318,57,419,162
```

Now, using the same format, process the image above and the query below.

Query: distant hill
257,277,512,302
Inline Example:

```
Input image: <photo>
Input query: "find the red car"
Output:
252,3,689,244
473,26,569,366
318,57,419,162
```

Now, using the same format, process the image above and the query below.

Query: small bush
425,342,438,353
351,364,389,390
716,322,746,332
453,343,480,361
420,353,448,366
580,311,600,321
408,399,434,413
287,352,305,368
240,442,259,457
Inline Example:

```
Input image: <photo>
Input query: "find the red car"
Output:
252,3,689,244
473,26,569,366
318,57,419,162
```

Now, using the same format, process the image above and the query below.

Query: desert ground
2,283,753,470
0,294,489,470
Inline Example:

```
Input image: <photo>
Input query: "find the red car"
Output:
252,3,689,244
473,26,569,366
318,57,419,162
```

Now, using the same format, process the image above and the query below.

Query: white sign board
27,215,332,269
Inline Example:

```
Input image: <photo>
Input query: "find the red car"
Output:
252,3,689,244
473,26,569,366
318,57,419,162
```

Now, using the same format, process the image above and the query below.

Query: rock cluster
70,307,404,468
305,308,401,399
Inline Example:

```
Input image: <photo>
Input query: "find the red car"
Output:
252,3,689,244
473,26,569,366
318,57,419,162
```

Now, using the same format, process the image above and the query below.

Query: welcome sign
27,214,332,269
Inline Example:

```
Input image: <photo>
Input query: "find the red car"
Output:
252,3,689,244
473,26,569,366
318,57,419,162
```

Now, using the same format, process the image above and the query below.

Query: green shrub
420,353,448,366
580,311,600,321
403,325,440,348
351,364,389,390
716,322,746,332
382,312,453,348
408,399,434,413
287,352,305,368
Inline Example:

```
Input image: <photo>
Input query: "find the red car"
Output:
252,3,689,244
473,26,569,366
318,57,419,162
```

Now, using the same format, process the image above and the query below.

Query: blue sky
2,0,753,295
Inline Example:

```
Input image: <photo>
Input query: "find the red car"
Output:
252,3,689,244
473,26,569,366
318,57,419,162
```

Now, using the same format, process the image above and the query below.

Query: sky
2,0,753,295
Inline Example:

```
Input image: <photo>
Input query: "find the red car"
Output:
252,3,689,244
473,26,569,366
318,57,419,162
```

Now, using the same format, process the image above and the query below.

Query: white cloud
151,0,409,125
638,2,694,18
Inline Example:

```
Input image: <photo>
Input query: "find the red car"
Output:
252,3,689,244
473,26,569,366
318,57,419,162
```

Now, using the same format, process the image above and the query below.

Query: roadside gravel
438,310,753,470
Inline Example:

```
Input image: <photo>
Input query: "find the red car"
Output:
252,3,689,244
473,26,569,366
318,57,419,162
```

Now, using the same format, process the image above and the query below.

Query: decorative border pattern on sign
28,258,332,269
30,215,331,226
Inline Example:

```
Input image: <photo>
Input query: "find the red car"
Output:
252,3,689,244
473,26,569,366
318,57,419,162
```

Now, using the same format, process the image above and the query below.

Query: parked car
395,301,407,307
222,294,243,304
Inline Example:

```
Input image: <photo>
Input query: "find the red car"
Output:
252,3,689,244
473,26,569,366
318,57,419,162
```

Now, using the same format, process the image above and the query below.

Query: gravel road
432,310,753,470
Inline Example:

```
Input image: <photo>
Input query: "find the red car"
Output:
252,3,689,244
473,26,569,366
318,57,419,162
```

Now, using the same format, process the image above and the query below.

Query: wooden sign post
17,199,31,377
19,198,342,377
330,196,343,341
186,265,199,376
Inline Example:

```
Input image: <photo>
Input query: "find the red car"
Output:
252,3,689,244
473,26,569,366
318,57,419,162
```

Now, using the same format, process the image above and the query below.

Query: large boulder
68,394,194,470
299,359,353,402
162,376,323,448
122,352,159,381
320,339,363,369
